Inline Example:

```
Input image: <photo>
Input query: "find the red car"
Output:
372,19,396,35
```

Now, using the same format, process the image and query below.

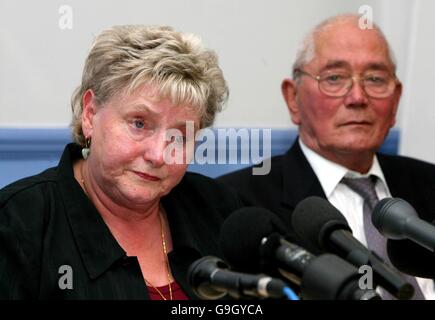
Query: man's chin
333,141,380,155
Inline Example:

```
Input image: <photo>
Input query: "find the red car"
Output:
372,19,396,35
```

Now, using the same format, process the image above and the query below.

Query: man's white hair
292,14,397,78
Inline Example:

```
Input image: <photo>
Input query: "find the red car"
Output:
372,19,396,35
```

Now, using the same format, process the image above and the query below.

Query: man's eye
325,74,345,82
366,75,387,84
133,119,145,129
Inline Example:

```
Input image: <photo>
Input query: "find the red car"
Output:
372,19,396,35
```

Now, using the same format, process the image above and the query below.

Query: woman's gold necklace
80,162,89,196
143,209,173,300
80,163,173,300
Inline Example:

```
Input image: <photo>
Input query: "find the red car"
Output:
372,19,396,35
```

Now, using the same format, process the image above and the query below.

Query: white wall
1,0,434,162
399,0,435,162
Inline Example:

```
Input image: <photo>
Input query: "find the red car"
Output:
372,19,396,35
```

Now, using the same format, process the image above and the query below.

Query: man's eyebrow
319,60,392,72
321,60,350,71
363,63,391,72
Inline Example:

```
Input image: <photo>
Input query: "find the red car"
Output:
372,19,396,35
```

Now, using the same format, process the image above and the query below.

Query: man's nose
344,78,369,106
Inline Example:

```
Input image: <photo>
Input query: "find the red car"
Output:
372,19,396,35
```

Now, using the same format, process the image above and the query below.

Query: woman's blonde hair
71,25,228,145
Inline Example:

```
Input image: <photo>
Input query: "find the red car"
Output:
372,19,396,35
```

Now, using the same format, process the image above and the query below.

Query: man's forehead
308,26,393,71
317,24,387,49
317,60,392,72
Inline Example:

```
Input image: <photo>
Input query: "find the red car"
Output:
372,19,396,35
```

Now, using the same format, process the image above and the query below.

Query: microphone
291,196,414,299
187,256,290,300
373,198,435,252
387,238,435,279
219,207,381,300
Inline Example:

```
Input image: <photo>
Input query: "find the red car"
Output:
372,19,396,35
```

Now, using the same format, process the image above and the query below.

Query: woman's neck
73,159,169,253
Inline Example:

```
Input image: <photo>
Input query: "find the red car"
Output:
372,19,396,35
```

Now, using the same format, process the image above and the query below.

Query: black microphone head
219,207,289,273
388,239,435,279
291,196,352,252
372,197,418,240
187,256,229,300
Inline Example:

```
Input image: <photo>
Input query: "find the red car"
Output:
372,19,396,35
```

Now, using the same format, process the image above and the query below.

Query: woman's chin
118,188,163,207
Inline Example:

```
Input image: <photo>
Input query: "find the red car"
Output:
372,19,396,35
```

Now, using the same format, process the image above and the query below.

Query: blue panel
0,128,400,187
0,128,71,160
188,129,400,178
0,128,72,188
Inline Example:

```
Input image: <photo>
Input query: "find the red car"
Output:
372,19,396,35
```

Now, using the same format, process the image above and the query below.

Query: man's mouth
341,120,372,126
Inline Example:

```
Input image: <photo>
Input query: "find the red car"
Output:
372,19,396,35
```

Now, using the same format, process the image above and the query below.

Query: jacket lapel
281,139,326,210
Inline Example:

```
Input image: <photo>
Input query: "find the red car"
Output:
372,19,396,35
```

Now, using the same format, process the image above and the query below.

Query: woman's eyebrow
129,104,156,115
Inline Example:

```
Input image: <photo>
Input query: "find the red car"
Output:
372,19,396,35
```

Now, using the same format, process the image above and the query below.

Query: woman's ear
81,89,97,138
281,78,301,125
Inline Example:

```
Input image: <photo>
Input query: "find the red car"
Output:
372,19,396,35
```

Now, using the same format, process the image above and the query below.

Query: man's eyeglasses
294,69,399,98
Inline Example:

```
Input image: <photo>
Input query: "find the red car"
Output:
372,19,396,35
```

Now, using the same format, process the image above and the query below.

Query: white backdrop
0,0,433,162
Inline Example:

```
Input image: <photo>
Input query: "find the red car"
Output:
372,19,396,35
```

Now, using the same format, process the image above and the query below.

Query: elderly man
219,14,435,299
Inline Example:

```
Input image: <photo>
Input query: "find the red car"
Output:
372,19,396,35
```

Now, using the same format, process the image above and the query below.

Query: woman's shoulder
0,168,61,299
176,171,238,198
0,167,58,216
169,171,243,213
1,167,56,198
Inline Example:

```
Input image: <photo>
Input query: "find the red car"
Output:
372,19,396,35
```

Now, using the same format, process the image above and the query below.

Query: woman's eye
173,135,186,144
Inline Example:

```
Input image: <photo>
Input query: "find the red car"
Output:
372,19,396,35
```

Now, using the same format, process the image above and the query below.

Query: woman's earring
82,137,91,160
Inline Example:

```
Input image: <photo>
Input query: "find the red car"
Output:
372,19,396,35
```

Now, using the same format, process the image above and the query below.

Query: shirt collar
56,143,126,279
299,139,388,197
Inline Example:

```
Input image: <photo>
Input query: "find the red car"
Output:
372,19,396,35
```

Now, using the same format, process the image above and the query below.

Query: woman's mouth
133,171,161,182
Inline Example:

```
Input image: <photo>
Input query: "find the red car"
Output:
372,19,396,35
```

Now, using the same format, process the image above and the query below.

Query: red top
147,281,189,300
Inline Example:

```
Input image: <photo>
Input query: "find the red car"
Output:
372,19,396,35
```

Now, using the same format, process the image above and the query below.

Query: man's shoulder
379,153,435,223
378,153,435,179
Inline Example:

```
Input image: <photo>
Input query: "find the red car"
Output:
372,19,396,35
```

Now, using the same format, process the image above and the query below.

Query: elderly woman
0,25,240,299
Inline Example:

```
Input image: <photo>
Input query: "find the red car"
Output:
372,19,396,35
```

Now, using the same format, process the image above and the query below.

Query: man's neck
299,138,375,174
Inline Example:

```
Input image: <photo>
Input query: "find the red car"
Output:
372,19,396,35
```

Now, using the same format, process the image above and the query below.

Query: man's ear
81,89,98,138
390,81,402,128
281,78,301,125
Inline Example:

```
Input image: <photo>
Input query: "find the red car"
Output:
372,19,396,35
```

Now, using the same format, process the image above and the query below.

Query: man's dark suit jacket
218,139,435,256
